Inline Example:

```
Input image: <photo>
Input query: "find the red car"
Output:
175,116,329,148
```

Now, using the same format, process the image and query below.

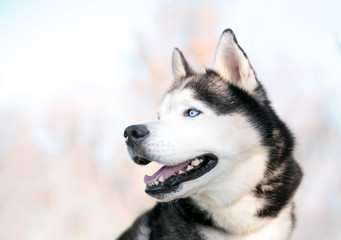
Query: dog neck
191,191,294,239
193,193,269,233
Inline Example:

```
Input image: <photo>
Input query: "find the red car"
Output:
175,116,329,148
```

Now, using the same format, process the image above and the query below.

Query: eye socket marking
185,109,201,117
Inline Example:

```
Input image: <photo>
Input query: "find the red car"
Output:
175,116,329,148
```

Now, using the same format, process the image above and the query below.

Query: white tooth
199,159,203,163
191,159,200,166
155,181,159,185
158,176,165,182
178,170,184,174
186,165,194,171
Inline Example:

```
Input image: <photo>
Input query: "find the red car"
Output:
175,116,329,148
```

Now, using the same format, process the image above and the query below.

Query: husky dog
119,29,302,240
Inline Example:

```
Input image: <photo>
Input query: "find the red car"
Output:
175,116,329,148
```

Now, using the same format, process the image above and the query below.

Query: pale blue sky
0,0,157,109
1,0,340,110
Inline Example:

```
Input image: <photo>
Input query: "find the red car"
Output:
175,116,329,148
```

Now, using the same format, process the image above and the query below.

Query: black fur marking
117,213,150,240
254,159,302,217
205,68,220,76
118,198,223,240
172,198,226,233
183,74,239,115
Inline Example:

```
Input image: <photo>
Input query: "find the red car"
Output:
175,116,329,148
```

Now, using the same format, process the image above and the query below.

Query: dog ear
212,29,259,94
172,48,194,81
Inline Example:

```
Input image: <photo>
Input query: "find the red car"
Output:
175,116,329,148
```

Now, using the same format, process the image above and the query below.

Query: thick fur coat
119,29,302,240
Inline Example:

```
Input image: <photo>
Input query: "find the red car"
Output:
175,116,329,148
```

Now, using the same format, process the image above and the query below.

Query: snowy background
0,0,341,239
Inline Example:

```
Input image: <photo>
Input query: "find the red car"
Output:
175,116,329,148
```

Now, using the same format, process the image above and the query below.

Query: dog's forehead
160,72,233,115
158,87,199,114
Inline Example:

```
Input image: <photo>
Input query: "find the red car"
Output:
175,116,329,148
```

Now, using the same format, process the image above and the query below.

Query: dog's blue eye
187,109,200,117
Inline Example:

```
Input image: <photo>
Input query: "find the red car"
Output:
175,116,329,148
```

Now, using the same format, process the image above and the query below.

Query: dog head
124,29,271,204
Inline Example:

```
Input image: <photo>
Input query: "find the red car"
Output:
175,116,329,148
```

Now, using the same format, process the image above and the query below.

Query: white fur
199,205,293,240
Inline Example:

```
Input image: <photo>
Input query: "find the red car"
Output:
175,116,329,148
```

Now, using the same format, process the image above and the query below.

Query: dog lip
133,156,151,165
145,154,218,196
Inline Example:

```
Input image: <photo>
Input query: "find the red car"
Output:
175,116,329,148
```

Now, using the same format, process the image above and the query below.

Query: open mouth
140,154,218,196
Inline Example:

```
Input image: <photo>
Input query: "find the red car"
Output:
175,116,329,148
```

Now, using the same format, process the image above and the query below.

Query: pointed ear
212,29,259,94
172,48,194,81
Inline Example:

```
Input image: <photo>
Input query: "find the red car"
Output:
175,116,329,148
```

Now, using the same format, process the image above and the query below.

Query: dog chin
146,183,201,202
147,187,184,202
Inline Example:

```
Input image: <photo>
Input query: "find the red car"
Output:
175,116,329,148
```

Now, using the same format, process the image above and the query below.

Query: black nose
124,124,150,146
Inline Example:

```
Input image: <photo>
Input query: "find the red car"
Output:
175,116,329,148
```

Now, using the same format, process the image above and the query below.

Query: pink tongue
144,161,190,185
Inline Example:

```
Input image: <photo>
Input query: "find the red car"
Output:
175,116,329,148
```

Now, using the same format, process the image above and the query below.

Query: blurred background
1,0,341,239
